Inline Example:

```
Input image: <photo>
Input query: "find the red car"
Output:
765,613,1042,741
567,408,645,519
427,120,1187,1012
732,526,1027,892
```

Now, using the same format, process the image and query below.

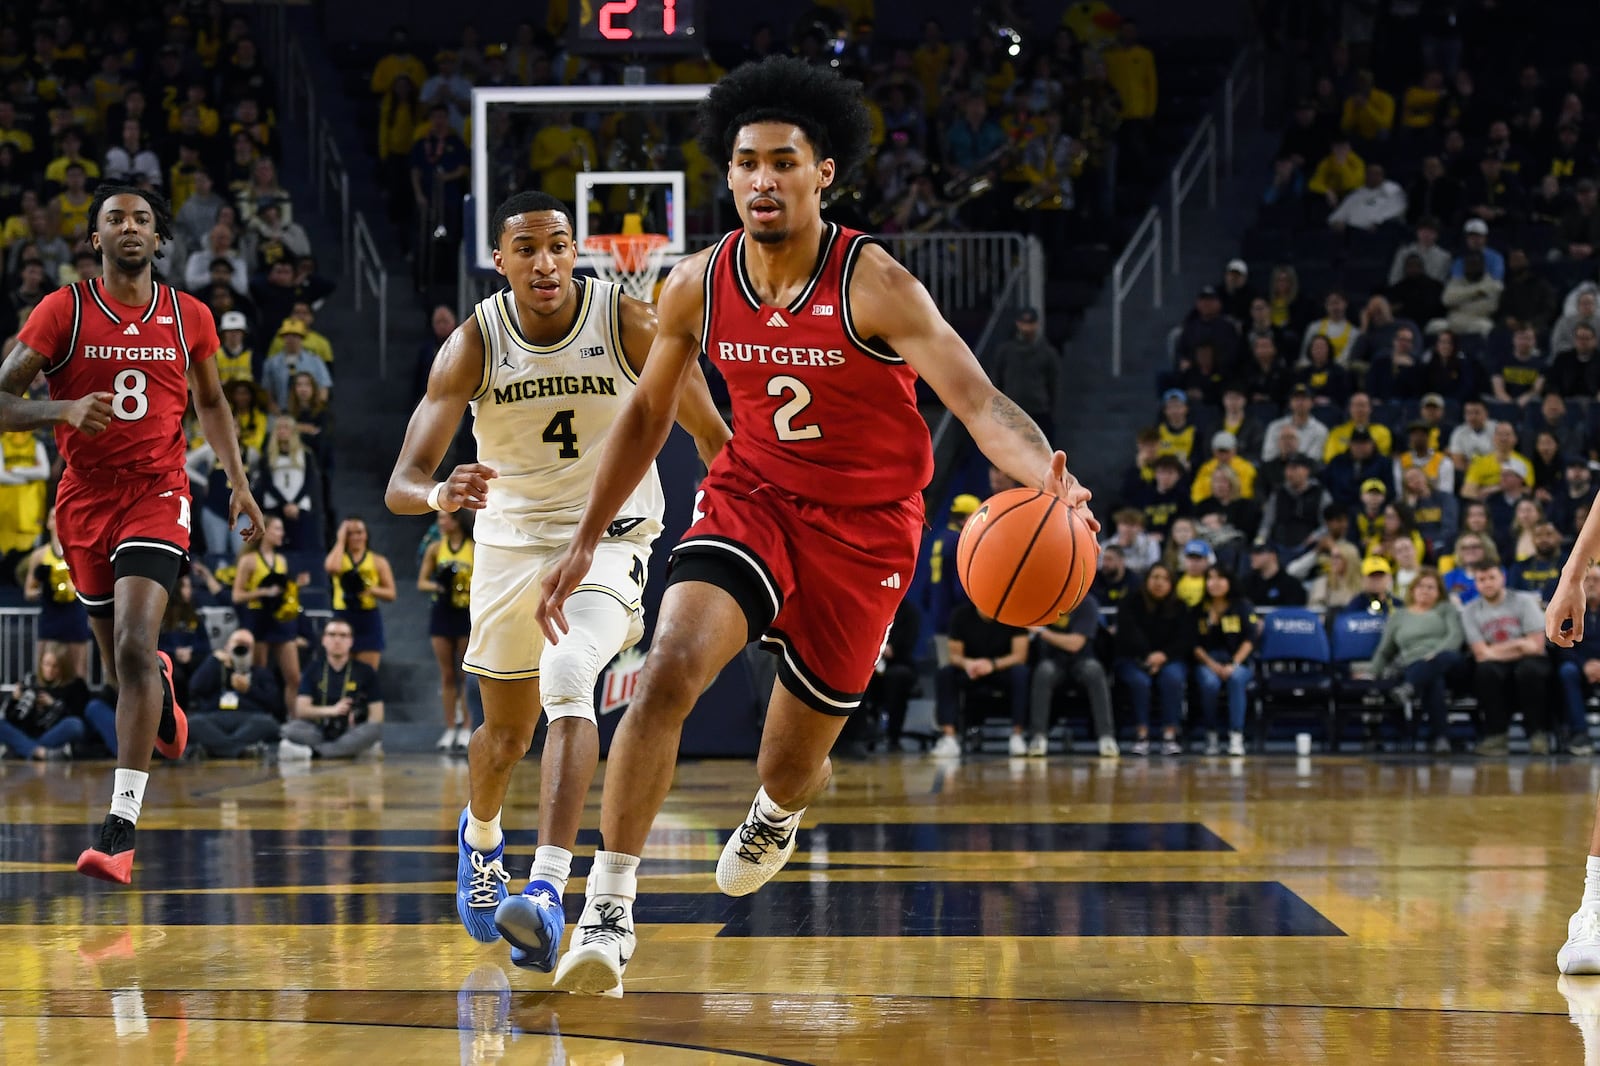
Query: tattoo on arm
989,394,1046,448
0,343,47,397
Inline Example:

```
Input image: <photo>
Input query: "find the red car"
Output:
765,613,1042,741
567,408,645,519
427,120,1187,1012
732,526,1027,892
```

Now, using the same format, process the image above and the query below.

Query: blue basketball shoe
494,879,565,972
456,808,509,943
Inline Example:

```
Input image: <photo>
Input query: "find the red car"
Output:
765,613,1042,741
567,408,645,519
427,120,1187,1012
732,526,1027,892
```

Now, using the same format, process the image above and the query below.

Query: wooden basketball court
1,753,1596,1064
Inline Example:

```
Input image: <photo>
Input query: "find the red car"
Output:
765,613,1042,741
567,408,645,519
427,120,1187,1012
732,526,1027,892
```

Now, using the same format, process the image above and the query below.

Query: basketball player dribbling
0,185,263,883
536,56,1095,996
386,192,729,980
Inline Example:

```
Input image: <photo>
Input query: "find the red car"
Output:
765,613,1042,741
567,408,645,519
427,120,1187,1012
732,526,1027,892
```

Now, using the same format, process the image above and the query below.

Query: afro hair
697,56,873,178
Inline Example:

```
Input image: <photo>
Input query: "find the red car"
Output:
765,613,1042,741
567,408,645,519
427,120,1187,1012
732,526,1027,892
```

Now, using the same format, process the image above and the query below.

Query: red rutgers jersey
702,223,933,507
19,277,218,476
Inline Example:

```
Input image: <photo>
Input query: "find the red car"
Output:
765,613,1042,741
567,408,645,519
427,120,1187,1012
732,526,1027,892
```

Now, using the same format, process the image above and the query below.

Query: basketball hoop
584,233,670,303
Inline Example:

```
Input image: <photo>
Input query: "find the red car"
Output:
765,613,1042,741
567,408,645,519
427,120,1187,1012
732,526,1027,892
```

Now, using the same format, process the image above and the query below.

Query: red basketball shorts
55,466,193,610
669,463,924,715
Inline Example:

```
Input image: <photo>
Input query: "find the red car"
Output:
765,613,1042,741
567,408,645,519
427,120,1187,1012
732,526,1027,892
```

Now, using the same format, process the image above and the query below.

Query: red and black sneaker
76,813,136,884
153,651,187,760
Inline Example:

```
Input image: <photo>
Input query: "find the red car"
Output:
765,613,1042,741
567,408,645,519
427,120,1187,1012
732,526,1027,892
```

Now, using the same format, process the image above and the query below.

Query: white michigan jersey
468,277,664,550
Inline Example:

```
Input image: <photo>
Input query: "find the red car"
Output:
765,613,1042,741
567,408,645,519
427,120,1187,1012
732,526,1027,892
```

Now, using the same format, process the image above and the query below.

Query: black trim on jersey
44,283,84,379
761,628,862,715
701,232,736,354
86,277,161,325
498,275,593,354
469,302,494,402
111,539,186,597
169,286,191,371
669,534,784,629
839,234,905,365
731,222,839,314
607,281,639,385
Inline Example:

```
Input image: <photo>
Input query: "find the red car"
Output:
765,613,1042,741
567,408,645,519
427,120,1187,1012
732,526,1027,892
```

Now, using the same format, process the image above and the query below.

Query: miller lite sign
600,647,647,717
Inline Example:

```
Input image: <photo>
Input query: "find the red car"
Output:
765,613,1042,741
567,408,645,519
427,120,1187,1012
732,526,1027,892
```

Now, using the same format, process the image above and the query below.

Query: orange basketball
955,488,1098,627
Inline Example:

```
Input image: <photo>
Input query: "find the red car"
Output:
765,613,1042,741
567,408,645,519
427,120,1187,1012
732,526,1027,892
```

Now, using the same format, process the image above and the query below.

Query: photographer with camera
186,629,284,758
0,650,99,760
279,618,384,761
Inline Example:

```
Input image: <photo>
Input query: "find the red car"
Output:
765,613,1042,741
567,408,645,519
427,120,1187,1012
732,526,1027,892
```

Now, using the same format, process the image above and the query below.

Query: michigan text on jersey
491,374,618,405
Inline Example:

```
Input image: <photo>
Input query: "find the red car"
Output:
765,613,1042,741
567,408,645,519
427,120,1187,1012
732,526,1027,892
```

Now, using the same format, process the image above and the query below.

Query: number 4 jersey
19,277,219,476
701,223,933,507
467,276,664,550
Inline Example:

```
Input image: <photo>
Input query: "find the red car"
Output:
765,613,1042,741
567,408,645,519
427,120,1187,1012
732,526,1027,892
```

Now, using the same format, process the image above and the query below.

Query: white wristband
426,482,447,512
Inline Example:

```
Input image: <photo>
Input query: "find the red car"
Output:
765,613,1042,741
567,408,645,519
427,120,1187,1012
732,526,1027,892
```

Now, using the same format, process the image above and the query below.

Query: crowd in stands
364,2,1159,288
988,10,1600,759
0,2,394,765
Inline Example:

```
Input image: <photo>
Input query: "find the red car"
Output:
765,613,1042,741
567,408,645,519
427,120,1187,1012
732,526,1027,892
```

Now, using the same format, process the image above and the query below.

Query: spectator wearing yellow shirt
267,302,335,365
1401,70,1447,130
1324,393,1393,461
1307,138,1365,209
169,142,205,211
167,84,220,138
43,130,101,185
371,28,428,97
1191,431,1258,502
528,113,597,202
0,429,49,555
1462,423,1532,499
1299,289,1362,364
50,164,93,240
1104,19,1158,121
1341,71,1395,143
0,100,33,155
0,189,40,251
49,83,102,139
912,20,950,108
226,379,270,454
215,311,255,385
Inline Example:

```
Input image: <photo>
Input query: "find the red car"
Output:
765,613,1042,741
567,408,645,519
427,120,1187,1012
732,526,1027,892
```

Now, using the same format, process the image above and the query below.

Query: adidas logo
117,790,136,799
766,311,788,328
123,323,139,336
880,572,902,589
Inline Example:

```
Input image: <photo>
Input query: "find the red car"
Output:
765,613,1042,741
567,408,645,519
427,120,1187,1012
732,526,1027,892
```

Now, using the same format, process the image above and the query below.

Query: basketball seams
991,493,1056,622
1026,505,1081,628
957,489,1042,607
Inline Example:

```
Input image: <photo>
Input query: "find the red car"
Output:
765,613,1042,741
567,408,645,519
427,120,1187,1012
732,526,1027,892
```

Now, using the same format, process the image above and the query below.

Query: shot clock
570,0,701,53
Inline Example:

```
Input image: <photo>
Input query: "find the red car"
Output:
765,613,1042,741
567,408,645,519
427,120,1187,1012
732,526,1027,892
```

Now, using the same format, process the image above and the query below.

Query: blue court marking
0,881,1342,937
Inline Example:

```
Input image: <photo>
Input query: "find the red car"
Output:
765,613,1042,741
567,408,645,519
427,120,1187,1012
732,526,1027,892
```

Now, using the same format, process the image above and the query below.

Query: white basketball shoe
716,796,801,897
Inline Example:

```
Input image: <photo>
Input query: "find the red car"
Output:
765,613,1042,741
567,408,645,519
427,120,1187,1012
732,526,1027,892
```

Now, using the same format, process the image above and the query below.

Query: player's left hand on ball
1045,451,1099,532
440,463,498,511
232,487,265,542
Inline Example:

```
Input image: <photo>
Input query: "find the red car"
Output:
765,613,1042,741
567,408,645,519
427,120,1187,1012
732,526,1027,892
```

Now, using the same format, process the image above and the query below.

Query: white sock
109,768,148,824
463,807,503,852
755,786,801,826
588,850,639,901
531,845,573,898
1584,855,1600,908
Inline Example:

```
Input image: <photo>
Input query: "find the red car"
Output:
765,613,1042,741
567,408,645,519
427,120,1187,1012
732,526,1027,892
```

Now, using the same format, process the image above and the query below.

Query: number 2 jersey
19,277,219,476
467,276,664,550
701,222,933,507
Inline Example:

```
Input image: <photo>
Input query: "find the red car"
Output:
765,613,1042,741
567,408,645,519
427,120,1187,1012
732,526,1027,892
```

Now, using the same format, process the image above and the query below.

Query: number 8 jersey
19,278,219,476
701,222,932,507
467,276,664,550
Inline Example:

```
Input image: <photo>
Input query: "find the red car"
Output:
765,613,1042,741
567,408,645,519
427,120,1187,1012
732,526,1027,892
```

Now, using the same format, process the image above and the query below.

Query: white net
583,233,669,304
